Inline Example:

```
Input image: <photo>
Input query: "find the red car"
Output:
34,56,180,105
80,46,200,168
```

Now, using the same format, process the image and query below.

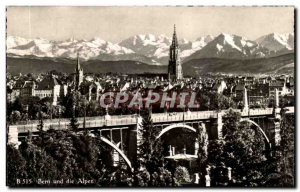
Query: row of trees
7,90,242,125
9,89,293,125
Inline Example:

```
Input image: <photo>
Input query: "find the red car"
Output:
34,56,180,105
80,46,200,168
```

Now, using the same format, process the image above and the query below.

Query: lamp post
208,98,210,111
134,104,137,115
25,105,29,124
72,91,76,118
83,95,86,132
50,103,53,129
138,105,141,116
58,106,61,128
183,104,185,122
248,94,250,118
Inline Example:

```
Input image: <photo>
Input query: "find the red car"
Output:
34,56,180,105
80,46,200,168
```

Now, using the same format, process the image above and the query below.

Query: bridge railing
11,107,294,134
15,116,139,133
241,108,273,116
151,111,218,122
14,114,136,125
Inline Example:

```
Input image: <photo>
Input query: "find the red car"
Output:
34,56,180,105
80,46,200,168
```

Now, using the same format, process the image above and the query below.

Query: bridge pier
211,112,223,140
136,116,143,151
243,88,249,112
268,108,282,147
271,89,281,147
128,128,137,163
273,121,281,146
135,116,143,167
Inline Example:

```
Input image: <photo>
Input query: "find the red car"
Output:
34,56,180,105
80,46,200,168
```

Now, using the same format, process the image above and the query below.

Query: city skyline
7,6,294,43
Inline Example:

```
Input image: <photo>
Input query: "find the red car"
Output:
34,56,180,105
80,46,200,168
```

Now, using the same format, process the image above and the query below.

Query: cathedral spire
174,24,176,35
168,25,182,81
171,24,178,48
76,52,81,71
75,52,83,90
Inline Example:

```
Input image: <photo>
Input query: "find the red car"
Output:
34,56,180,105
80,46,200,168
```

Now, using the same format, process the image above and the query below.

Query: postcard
6,6,295,187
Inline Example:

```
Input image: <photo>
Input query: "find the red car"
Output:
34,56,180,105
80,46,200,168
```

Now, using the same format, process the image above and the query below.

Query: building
34,76,61,105
80,81,102,101
212,80,227,94
168,25,183,81
233,83,245,99
74,53,84,90
248,84,269,106
21,81,36,97
243,76,255,86
11,79,36,99
269,80,288,98
286,77,294,95
7,87,20,103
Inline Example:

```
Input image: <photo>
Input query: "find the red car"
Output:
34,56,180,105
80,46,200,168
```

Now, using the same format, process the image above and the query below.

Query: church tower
75,53,83,90
168,25,183,81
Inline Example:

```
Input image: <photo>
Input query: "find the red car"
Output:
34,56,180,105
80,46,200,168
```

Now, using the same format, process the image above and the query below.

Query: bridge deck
10,107,294,134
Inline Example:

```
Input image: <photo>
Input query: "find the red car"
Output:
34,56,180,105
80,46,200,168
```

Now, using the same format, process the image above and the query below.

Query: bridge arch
240,119,270,143
100,136,132,170
156,123,197,140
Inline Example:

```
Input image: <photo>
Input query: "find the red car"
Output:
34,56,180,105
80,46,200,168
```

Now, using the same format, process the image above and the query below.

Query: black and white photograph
5,6,295,188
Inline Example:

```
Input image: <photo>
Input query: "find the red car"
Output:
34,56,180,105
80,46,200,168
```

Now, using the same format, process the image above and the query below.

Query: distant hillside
183,53,294,76
6,57,167,75
7,53,294,76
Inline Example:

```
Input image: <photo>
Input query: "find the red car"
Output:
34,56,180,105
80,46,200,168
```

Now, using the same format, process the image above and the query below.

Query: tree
18,96,41,120
223,110,265,186
86,101,100,116
222,109,241,138
37,111,44,133
279,96,293,108
135,110,179,187
62,91,77,118
68,91,80,132
196,123,209,184
7,128,113,187
6,144,26,187
150,167,174,187
208,109,266,186
12,97,23,112
109,165,134,187
138,110,164,175
264,110,295,187
207,139,225,166
69,115,79,133
174,166,191,185
19,143,58,186
197,123,208,163
9,110,21,124
134,169,151,187
201,92,236,111
197,92,210,111
279,112,295,186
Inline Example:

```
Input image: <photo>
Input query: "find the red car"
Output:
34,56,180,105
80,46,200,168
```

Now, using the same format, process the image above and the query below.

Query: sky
7,6,294,43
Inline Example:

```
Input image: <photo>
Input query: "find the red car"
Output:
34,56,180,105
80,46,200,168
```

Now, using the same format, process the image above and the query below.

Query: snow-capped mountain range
256,33,294,51
119,34,214,62
7,33,294,65
7,37,134,60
